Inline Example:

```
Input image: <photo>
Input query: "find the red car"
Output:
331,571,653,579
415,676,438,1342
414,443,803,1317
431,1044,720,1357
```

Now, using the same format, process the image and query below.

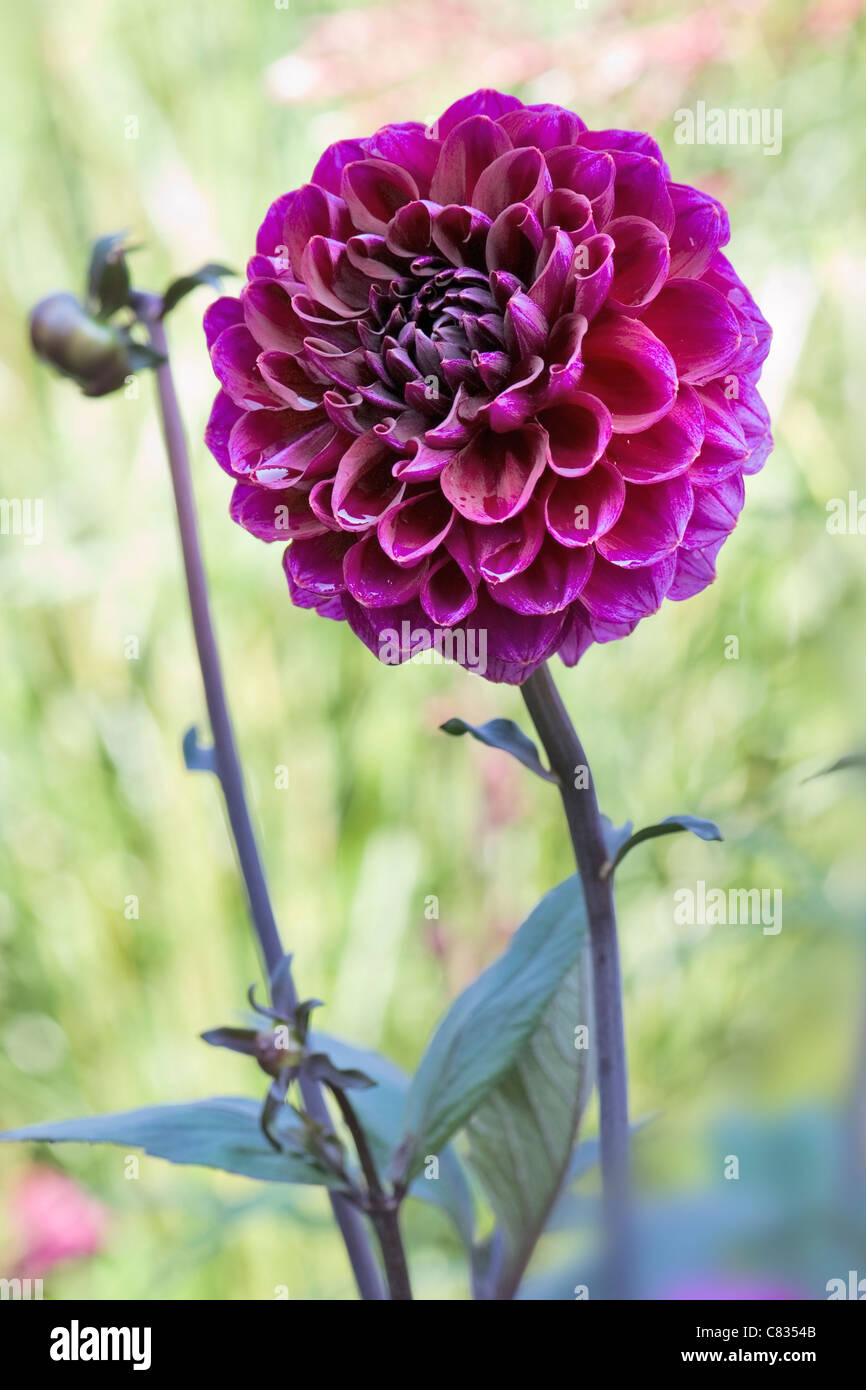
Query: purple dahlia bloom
205,89,772,683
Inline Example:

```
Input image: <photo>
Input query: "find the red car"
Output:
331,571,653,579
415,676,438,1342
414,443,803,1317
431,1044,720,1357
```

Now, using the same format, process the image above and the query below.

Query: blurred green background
2,0,866,1300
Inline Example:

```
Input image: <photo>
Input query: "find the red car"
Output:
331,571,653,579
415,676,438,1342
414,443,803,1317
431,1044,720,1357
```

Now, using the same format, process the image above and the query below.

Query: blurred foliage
2,0,866,1299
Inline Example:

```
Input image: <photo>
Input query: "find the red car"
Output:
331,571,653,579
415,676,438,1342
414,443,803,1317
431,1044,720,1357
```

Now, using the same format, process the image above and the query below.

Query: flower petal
341,158,420,236
545,459,626,545
472,147,552,220
596,475,693,567
606,383,704,483
579,552,676,623
681,471,745,549
580,314,678,431
433,88,523,139
377,489,454,564
331,432,404,530
540,395,612,477
420,555,478,624
286,532,354,595
230,481,327,541
441,425,548,524
667,183,730,279
430,115,512,206
343,534,427,607
606,215,670,312
491,535,594,614
499,103,586,150
640,279,742,385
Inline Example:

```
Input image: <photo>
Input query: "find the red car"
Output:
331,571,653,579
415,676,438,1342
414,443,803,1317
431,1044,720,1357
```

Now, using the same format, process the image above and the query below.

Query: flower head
205,90,771,683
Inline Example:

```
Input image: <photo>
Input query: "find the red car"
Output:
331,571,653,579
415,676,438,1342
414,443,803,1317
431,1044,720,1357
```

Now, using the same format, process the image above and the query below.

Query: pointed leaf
124,341,166,374
602,814,723,878
200,1027,258,1057
161,263,236,318
440,717,557,783
0,1099,342,1186
804,751,866,782
87,231,133,319
396,875,587,1183
466,949,593,1299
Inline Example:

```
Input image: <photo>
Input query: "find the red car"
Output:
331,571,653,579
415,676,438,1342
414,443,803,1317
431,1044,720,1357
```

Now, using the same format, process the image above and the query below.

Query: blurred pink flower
9,1166,108,1276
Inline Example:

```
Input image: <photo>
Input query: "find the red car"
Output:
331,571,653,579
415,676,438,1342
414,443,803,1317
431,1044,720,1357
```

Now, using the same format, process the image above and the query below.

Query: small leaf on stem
804,751,866,782
600,814,723,879
87,231,135,319
439,716,558,783
160,263,236,318
182,725,218,774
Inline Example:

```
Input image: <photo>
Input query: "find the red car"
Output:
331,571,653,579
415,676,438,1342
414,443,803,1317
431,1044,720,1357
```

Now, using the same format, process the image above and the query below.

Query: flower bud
29,293,131,397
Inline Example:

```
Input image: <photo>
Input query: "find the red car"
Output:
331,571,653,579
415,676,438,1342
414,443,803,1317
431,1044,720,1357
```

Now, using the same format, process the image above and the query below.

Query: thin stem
521,661,631,1298
330,1087,413,1301
141,300,384,1302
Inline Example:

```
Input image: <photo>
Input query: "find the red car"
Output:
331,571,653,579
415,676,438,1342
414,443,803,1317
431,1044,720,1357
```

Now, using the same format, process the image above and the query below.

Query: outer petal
343,534,427,607
230,481,327,541
491,535,594,614
311,139,369,194
606,384,704,483
498,103,586,149
640,279,742,385
579,552,676,624
681,471,745,549
285,532,354,596
433,89,523,139
205,389,245,478
596,475,693,567
688,384,748,485
420,555,478,625
667,183,730,279
606,215,670,313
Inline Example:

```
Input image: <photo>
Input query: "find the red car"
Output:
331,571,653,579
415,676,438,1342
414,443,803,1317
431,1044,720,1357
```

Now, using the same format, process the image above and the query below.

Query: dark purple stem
141,299,384,1301
521,661,631,1298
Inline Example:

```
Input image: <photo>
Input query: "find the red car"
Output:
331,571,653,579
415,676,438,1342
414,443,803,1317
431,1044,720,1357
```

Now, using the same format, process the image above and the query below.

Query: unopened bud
29,293,131,397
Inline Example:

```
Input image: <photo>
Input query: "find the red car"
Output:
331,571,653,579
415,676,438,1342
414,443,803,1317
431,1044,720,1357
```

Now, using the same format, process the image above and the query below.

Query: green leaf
440,717,557,783
466,950,592,1299
124,341,166,374
804,751,866,782
312,1033,476,1246
602,814,723,878
160,263,236,318
396,875,587,1184
0,1098,342,1187
87,231,133,319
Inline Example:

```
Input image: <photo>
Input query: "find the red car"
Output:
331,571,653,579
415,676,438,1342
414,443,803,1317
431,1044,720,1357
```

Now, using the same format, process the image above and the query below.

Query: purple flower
205,89,771,683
